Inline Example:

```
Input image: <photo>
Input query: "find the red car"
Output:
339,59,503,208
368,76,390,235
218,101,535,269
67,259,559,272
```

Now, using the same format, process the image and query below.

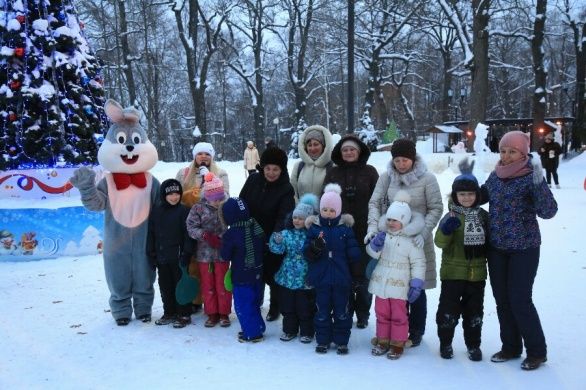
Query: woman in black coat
324,134,379,328
537,132,562,188
239,147,296,321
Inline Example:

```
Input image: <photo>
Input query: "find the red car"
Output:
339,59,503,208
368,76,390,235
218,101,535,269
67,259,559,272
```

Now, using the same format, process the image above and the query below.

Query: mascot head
97,99,158,173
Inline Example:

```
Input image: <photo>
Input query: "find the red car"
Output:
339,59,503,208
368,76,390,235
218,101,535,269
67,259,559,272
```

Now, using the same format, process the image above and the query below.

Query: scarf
231,218,264,269
495,156,532,179
449,203,486,260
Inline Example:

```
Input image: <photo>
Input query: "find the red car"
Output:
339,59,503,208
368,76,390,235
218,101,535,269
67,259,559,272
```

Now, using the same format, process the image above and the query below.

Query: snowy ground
1,148,585,389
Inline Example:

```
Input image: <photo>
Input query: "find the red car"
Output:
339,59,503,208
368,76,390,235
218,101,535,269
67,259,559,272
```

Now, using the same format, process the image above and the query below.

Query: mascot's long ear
104,99,141,125
105,99,124,123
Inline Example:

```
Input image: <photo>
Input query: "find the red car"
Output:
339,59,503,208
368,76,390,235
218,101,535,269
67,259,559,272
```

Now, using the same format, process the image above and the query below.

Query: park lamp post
273,117,279,146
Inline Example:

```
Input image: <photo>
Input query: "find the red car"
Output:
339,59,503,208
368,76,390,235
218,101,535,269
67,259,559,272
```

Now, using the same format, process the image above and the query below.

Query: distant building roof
427,125,463,134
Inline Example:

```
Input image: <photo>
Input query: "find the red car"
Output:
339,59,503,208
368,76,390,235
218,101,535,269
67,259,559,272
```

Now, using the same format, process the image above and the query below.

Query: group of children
146,156,543,367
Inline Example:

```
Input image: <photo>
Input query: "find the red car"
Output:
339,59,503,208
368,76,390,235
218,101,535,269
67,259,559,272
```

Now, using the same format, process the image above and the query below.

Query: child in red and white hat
186,173,231,328
303,183,362,355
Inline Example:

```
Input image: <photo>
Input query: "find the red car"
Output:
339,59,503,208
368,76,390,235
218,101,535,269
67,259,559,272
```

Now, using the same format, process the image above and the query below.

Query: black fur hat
391,138,416,161
259,147,288,171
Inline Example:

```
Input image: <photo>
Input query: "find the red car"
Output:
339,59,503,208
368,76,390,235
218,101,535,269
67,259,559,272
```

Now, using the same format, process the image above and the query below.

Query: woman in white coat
366,138,443,347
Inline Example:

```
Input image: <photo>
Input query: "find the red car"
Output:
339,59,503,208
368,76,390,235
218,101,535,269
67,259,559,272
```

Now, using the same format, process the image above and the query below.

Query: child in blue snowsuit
269,193,319,343
221,197,266,342
304,184,361,355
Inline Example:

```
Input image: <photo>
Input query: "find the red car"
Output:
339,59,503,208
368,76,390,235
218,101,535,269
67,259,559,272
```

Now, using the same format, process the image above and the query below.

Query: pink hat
320,183,342,217
203,173,225,202
499,131,530,155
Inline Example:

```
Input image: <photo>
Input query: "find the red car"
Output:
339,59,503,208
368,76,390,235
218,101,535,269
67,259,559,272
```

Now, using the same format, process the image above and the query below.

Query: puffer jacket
186,199,227,262
324,134,379,248
366,212,426,300
269,228,310,290
290,125,335,199
367,156,443,289
434,209,489,282
481,157,557,250
303,214,361,288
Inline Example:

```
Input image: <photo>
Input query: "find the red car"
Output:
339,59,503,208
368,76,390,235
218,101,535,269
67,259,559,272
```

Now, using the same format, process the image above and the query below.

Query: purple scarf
495,156,532,179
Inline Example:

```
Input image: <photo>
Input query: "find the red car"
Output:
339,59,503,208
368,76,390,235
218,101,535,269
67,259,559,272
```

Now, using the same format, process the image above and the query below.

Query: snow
1,150,585,389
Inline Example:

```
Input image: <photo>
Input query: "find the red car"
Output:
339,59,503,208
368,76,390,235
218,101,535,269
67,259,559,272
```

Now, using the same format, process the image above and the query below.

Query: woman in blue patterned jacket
481,131,557,371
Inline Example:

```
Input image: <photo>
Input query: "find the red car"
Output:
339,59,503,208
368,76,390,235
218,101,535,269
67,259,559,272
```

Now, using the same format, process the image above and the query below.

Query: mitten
69,166,96,189
363,231,376,245
272,232,284,244
369,231,386,252
202,232,222,249
440,216,461,235
198,166,209,176
407,278,424,303
413,234,424,248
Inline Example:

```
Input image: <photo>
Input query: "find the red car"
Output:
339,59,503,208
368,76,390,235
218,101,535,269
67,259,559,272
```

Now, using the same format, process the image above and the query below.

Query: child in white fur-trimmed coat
366,191,426,360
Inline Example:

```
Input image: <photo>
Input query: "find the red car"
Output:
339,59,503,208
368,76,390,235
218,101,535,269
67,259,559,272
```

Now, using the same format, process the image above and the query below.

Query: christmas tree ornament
16,15,26,24
14,47,25,57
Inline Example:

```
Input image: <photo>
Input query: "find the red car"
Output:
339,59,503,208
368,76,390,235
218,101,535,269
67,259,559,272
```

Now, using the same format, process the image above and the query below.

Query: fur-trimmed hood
305,213,355,229
378,210,425,237
298,125,334,168
386,155,429,186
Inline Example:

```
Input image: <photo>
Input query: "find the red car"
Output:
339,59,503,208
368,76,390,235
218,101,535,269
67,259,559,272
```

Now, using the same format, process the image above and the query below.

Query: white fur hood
305,213,355,229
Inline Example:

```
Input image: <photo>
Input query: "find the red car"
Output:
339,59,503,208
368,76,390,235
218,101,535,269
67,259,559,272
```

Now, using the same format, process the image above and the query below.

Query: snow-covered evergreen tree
288,118,306,158
354,110,379,151
0,0,107,170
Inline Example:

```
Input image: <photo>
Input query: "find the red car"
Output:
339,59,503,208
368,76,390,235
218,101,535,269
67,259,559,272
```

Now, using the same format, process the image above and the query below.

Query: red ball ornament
16,15,26,24
9,80,21,90
79,21,85,29
9,112,17,122
14,47,25,57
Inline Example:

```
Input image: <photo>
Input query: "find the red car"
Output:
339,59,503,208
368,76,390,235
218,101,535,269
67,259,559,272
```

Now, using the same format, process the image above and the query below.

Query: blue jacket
270,228,310,290
303,214,361,288
482,159,557,250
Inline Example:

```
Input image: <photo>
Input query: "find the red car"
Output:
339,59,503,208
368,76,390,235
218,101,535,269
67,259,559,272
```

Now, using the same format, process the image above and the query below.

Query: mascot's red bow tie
112,172,147,190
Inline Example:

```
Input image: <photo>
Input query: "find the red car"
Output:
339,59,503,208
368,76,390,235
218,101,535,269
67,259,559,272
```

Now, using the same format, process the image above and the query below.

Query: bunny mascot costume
70,99,160,326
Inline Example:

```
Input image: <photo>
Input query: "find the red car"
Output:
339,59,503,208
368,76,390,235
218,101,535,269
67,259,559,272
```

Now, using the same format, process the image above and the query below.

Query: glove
407,278,424,303
198,166,209,176
202,232,222,249
272,232,284,244
413,234,424,248
310,234,326,255
363,231,376,245
440,216,461,235
369,231,386,252
69,166,96,189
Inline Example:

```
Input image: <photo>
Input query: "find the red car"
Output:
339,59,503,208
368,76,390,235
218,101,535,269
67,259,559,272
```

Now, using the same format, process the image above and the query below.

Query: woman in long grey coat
366,139,443,347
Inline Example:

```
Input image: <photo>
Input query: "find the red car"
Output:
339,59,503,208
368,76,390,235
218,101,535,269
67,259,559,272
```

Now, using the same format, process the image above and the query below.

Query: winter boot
336,345,349,355
315,344,329,354
137,314,151,323
467,347,483,361
387,344,404,360
279,333,297,342
490,350,521,363
371,338,390,356
116,318,130,326
356,318,368,329
238,334,264,343
299,335,313,344
205,314,220,327
219,315,231,327
521,356,547,370
440,345,454,359
155,314,176,326
173,316,192,328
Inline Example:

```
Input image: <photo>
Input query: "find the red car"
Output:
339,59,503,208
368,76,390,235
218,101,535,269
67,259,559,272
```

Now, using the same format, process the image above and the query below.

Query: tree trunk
441,51,453,123
531,0,547,151
571,18,586,149
116,0,137,105
468,0,490,151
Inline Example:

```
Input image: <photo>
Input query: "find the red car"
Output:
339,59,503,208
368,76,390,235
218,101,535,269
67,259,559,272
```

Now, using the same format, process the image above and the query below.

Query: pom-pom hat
499,131,530,156
203,173,225,202
385,190,412,225
293,193,319,219
193,142,215,158
320,183,343,217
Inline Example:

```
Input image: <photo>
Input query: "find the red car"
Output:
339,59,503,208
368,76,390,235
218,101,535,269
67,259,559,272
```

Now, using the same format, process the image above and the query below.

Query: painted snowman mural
70,100,160,326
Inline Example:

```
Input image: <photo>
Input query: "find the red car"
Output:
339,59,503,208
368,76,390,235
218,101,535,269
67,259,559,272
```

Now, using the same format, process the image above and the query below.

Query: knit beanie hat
305,127,326,146
192,142,215,158
385,190,412,225
293,193,319,219
320,183,343,217
391,138,416,161
203,173,225,202
499,131,530,156
221,197,250,225
247,140,254,146
259,146,288,171
341,139,360,151
161,178,182,196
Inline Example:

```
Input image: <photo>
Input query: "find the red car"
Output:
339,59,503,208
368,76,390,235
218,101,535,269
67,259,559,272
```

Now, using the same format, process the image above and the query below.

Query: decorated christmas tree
0,0,107,170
